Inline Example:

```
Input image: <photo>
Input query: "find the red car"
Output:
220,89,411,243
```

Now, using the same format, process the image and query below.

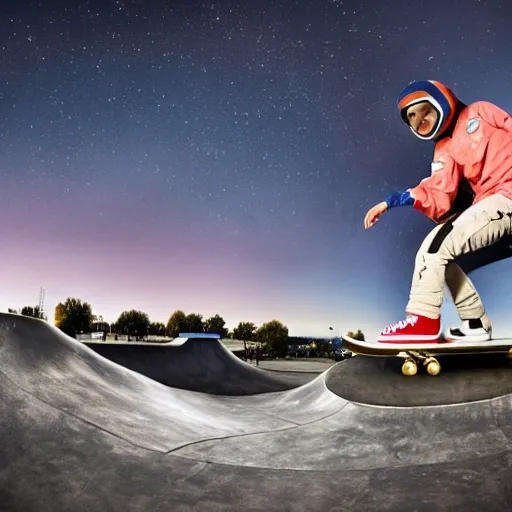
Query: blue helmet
397,80,459,140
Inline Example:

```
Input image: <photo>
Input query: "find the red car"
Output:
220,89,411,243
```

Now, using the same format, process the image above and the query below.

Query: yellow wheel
507,348,512,361
426,360,441,376
402,359,418,376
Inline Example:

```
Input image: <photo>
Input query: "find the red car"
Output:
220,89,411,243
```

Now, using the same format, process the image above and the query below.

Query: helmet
397,80,459,140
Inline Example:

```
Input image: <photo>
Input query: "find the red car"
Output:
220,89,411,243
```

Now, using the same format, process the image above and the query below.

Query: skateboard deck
340,334,512,376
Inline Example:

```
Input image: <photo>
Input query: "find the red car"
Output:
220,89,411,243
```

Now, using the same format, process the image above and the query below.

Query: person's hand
364,201,388,229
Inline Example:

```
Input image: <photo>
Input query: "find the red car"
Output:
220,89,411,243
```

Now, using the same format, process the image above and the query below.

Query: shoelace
381,315,418,334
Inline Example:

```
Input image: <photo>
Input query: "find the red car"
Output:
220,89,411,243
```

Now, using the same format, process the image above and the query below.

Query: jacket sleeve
476,101,512,132
408,154,463,223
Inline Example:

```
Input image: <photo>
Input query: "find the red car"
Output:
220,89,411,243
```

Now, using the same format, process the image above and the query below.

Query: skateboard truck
398,351,441,376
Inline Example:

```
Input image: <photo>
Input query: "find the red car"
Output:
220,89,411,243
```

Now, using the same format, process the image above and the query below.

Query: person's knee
415,225,446,262
427,221,455,256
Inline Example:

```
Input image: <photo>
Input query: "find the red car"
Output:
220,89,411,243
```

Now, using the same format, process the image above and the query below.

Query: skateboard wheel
402,360,417,376
427,361,441,376
508,349,512,361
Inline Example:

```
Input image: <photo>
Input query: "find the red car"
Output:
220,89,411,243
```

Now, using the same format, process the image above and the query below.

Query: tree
185,313,204,333
347,329,365,341
204,314,228,338
166,310,188,338
21,306,38,318
232,322,257,341
54,298,94,338
233,321,257,352
256,320,289,358
7,305,47,320
166,310,204,338
115,310,150,340
149,322,167,336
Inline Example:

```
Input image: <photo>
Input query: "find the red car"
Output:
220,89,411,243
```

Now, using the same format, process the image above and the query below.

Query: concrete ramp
0,314,343,451
0,313,511,511
82,334,311,395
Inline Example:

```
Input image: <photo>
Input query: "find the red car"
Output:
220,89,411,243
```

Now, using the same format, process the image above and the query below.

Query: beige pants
407,193,512,319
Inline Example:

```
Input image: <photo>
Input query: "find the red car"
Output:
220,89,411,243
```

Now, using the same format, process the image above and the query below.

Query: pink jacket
410,101,512,223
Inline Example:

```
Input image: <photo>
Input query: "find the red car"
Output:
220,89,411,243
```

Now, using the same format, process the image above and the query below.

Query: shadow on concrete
327,353,512,406
83,337,313,395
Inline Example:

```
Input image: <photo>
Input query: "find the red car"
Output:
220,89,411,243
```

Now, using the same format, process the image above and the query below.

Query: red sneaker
378,314,441,343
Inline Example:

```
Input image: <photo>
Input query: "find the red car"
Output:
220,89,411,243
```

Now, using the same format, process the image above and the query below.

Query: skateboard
340,334,512,376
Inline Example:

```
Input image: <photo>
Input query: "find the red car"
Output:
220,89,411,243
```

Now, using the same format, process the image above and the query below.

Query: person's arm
408,155,462,223
380,157,462,224
364,156,462,228
385,190,414,209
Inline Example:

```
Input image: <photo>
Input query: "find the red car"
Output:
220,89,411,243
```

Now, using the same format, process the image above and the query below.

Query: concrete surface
249,358,335,373
0,313,511,511
327,353,512,406
82,337,313,394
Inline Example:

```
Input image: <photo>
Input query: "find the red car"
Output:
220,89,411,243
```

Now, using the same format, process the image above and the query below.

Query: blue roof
178,333,221,339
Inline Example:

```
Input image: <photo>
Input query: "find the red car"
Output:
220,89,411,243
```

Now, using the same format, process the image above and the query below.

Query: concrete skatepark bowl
82,335,313,395
0,312,511,511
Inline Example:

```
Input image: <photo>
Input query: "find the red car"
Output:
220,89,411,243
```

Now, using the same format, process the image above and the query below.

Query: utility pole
38,287,45,319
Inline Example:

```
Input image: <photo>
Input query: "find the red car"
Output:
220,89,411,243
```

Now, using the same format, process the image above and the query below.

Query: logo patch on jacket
466,118,480,134
431,161,444,174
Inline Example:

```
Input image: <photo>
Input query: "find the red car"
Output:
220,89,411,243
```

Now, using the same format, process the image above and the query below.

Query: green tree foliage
166,310,187,338
186,313,204,333
22,306,38,318
232,321,257,352
347,329,365,341
46,295,362,352
7,305,47,320
149,322,167,336
204,314,228,338
115,310,150,339
232,322,257,341
54,298,94,338
166,310,205,337
256,320,289,357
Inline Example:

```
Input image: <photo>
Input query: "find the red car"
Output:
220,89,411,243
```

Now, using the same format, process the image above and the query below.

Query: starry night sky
2,0,512,338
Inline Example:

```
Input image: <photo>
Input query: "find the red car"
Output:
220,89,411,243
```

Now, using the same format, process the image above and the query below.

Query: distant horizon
2,291,367,338
3,278,505,340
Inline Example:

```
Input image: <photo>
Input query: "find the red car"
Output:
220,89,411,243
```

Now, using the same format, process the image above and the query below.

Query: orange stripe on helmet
430,80,457,109
429,80,458,133
398,91,432,111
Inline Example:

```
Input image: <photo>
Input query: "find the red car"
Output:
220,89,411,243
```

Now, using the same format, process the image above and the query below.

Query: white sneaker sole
445,329,492,342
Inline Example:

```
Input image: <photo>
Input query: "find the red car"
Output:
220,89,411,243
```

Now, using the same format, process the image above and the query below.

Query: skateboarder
364,80,512,343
